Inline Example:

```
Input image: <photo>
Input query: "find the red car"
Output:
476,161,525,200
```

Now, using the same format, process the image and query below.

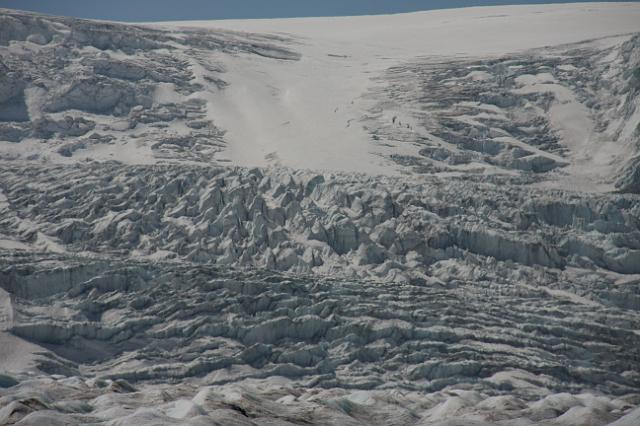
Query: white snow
150,2,640,175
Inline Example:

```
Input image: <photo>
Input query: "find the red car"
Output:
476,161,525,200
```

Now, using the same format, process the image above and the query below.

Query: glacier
1,3,640,425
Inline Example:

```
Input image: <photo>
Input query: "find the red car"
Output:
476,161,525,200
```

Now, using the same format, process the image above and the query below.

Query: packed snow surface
1,3,640,425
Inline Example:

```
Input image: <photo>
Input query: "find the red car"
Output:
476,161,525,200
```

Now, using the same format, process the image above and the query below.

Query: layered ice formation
1,3,640,425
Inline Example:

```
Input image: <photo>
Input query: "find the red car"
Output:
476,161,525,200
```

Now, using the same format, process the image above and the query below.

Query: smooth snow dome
0,0,635,21
1,2,640,426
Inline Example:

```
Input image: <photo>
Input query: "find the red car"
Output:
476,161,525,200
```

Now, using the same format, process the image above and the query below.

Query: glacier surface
1,3,640,425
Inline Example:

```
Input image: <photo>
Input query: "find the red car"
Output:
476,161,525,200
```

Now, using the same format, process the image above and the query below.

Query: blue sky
0,0,634,21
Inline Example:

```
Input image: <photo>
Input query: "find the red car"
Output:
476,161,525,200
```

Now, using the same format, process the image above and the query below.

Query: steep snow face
157,2,640,186
2,4,640,184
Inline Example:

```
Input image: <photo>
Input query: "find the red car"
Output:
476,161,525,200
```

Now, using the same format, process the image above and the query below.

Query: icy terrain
1,3,640,425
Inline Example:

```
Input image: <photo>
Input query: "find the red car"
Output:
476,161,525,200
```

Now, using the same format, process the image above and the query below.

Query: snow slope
2,3,640,184
156,2,640,184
